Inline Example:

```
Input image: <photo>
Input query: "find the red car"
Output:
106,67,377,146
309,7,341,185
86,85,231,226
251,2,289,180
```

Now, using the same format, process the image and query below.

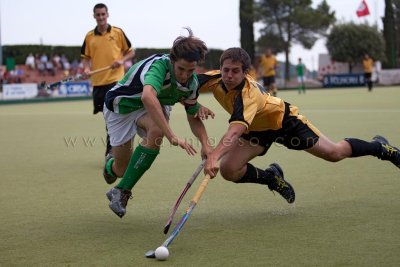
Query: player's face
221,59,246,90
173,59,197,85
94,7,109,27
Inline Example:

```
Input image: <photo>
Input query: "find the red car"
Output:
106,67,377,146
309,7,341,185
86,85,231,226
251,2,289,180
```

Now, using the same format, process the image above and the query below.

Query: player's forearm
187,115,209,147
82,58,91,72
141,86,175,142
211,125,244,161
122,49,135,62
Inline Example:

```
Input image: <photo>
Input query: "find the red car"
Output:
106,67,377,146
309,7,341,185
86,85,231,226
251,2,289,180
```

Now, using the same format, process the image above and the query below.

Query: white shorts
103,104,172,147
297,76,305,83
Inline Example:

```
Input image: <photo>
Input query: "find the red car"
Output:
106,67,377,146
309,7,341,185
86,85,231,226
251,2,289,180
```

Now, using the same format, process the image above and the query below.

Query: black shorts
92,82,117,114
364,72,372,81
241,102,320,156
263,76,276,87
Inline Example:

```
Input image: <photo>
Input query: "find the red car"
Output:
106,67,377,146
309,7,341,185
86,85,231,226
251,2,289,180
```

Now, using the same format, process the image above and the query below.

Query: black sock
368,81,373,90
345,138,381,157
235,163,272,185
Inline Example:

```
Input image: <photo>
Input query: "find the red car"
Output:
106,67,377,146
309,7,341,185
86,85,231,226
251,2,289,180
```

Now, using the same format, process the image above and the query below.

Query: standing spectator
362,54,374,92
36,54,46,76
60,54,71,76
296,58,306,94
258,48,279,96
52,54,62,71
60,54,69,70
0,66,6,84
70,59,80,75
46,60,55,76
81,3,135,160
40,53,48,67
25,53,36,70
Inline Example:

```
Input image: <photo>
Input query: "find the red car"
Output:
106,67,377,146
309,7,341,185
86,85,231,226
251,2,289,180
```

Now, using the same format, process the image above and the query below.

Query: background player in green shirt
296,58,306,94
103,28,214,218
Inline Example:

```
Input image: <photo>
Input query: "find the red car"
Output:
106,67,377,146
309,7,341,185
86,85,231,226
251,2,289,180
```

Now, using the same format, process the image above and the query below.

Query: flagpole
374,0,378,29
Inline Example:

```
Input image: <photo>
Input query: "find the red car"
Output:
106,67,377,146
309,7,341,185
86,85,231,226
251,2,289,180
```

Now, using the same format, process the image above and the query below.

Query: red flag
356,0,370,17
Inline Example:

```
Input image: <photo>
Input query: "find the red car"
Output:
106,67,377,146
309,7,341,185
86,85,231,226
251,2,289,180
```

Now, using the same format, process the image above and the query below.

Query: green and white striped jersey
105,54,200,115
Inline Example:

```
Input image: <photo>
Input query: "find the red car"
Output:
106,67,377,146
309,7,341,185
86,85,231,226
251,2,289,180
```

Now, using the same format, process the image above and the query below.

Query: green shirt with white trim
105,54,200,115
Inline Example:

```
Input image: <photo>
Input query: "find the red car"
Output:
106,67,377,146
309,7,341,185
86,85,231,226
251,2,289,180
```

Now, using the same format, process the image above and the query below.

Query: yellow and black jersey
198,70,285,133
362,58,373,73
81,24,133,86
259,55,278,77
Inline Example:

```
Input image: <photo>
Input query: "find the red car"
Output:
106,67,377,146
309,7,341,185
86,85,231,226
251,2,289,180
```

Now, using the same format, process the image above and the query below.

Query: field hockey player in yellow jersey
362,54,374,92
258,48,278,96
199,48,400,204
81,3,135,159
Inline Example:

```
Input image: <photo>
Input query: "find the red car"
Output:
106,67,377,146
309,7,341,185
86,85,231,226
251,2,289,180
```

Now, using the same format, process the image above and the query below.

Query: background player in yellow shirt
81,3,135,160
362,54,374,92
258,48,278,96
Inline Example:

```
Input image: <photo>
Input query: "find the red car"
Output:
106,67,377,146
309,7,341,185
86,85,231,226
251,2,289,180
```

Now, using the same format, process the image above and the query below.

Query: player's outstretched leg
373,135,400,169
106,188,132,218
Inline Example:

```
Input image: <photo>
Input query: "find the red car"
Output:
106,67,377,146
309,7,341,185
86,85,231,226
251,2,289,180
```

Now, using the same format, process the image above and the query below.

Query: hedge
2,45,223,70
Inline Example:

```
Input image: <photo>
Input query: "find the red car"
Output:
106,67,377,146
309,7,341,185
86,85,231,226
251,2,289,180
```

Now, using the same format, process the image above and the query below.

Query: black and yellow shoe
373,135,400,169
266,163,295,204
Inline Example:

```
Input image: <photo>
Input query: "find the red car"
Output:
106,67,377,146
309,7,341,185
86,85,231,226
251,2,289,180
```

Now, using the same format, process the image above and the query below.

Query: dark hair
94,3,108,12
170,27,208,63
220,48,251,72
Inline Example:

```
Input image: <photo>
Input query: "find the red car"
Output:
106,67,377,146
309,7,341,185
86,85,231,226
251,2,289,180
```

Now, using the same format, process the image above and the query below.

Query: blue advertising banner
323,73,365,88
58,81,91,96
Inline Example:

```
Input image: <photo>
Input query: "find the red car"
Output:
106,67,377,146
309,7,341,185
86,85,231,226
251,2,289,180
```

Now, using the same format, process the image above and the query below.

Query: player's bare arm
186,114,213,159
81,58,92,78
205,123,247,178
112,49,136,69
141,85,197,155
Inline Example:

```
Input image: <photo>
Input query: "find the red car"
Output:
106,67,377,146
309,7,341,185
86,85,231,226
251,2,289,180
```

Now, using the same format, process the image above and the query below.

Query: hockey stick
41,65,112,90
145,174,211,258
163,159,205,234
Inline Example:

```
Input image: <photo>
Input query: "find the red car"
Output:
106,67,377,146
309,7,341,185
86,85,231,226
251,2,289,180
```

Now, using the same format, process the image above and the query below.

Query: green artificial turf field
0,87,399,266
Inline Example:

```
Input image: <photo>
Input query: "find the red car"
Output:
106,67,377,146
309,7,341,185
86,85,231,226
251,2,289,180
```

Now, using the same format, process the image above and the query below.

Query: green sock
116,144,159,190
105,157,117,178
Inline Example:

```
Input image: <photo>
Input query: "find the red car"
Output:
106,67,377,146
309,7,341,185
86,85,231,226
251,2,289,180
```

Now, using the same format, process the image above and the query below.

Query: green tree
255,0,335,80
396,0,400,66
383,0,398,68
240,0,256,64
326,23,385,72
